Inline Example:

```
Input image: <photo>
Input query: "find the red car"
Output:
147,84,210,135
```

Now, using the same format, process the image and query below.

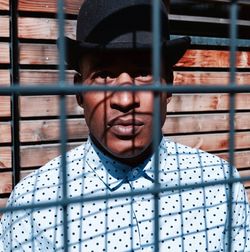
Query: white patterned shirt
0,137,250,251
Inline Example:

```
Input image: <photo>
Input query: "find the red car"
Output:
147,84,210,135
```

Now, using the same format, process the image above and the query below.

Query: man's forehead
80,50,153,69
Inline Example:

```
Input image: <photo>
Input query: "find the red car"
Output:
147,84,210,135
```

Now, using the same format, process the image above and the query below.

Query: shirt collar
84,137,167,191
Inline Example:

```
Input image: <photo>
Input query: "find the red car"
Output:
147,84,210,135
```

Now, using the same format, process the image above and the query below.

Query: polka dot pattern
0,137,249,251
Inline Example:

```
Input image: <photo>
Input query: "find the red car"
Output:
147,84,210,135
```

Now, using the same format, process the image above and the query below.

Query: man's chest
32,175,227,251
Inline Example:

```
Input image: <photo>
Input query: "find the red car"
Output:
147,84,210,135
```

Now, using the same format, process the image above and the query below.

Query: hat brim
64,36,191,73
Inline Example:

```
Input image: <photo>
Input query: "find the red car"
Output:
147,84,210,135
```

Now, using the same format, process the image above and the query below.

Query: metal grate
0,0,250,251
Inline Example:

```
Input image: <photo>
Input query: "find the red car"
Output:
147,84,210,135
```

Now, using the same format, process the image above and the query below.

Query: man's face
76,51,171,160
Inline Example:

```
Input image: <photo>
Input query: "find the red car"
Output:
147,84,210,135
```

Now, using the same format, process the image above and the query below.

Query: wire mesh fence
0,0,250,251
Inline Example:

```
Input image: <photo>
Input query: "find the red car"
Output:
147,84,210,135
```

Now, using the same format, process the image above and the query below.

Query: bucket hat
65,0,191,72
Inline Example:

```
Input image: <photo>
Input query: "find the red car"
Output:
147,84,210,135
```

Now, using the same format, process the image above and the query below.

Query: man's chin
110,150,143,160
93,134,153,165
104,141,153,166
107,145,143,158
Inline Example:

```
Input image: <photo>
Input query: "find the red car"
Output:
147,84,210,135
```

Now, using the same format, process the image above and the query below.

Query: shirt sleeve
0,186,45,252
227,181,250,251
0,200,32,251
0,219,4,252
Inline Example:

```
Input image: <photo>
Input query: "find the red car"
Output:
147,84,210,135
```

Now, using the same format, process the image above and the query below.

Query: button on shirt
0,137,250,251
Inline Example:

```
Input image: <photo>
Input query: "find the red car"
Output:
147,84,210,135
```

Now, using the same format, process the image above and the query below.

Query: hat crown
64,0,191,72
76,0,170,45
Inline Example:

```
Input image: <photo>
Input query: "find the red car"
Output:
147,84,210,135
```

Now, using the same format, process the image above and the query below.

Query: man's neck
89,135,161,167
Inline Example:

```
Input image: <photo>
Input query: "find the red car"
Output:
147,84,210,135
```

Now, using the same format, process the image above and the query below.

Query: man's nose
110,72,140,112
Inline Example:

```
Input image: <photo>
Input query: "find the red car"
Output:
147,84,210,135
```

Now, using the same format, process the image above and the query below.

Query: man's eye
92,71,109,79
91,71,116,84
135,71,153,83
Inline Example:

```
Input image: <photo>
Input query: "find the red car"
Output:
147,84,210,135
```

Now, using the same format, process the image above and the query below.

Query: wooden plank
16,46,250,68
0,122,11,143
0,147,11,168
1,35,250,67
177,50,250,68
163,112,250,134
0,0,84,14
17,93,250,117
19,17,76,40
1,112,250,144
1,70,250,86
19,0,83,15
2,0,169,14
0,42,9,64
0,0,249,14
174,72,250,86
20,96,79,117
19,70,75,85
0,69,75,86
2,40,250,68
0,16,76,39
239,170,250,188
1,93,250,118
0,198,8,211
173,132,250,152
18,119,86,143
0,132,249,169
1,0,169,15
19,95,79,117
169,93,250,113
0,0,8,10
0,170,32,194
0,198,8,218
18,119,88,143
0,16,9,37
3,0,159,16
0,96,10,117
19,43,58,65
218,151,250,169
0,70,10,86
0,172,13,194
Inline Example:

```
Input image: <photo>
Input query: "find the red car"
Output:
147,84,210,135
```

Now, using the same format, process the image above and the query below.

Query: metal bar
57,0,68,251
227,1,238,251
9,2,20,250
171,0,250,5
169,13,249,26
2,1,248,251
170,35,250,47
9,0,20,187
0,175,249,215
1,84,250,95
152,0,161,250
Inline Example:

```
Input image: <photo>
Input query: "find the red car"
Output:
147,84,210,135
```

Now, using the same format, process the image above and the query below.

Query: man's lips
107,118,144,137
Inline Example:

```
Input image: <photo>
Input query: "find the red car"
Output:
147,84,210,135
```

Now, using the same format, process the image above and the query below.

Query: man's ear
166,93,172,104
74,73,84,108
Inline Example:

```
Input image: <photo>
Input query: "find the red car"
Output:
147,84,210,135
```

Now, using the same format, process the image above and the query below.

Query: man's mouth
107,118,144,137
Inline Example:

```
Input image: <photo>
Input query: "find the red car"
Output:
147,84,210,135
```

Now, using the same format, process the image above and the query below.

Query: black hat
65,0,191,72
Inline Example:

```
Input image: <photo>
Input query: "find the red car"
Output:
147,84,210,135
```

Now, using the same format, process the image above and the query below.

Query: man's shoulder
26,142,86,181
8,143,87,207
162,137,238,180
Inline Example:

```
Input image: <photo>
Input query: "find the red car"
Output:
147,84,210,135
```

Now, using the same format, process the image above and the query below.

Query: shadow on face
75,50,173,165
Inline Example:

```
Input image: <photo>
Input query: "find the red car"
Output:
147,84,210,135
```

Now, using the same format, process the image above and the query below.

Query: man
0,0,249,251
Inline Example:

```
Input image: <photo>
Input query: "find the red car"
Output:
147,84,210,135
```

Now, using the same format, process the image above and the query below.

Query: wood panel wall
0,0,250,209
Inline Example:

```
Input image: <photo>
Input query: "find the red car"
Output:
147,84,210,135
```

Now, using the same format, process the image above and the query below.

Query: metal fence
0,0,250,251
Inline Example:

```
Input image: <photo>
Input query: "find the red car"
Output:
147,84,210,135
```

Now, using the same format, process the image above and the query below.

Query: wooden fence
0,0,250,209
